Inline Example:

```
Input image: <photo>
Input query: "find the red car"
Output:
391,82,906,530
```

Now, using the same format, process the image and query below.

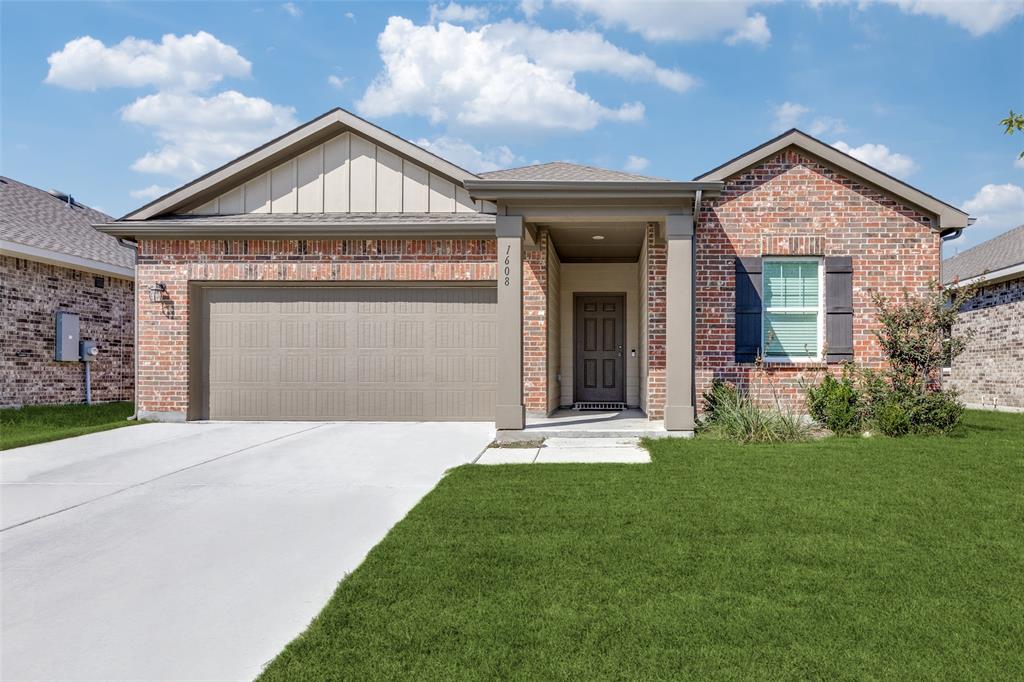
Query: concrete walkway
1,421,492,682
477,437,650,464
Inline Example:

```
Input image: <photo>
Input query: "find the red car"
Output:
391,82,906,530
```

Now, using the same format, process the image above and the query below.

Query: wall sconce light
148,282,167,303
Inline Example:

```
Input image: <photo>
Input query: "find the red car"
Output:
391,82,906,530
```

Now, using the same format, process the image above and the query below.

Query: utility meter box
55,312,80,361
80,340,99,362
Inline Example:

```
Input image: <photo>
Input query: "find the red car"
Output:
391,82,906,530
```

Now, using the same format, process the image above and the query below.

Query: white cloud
281,2,302,18
773,102,846,136
724,13,772,46
832,140,917,177
122,90,297,178
415,136,522,172
327,74,350,89
520,0,544,18
129,184,168,200
45,31,251,92
553,0,771,45
809,0,1024,37
948,182,1024,249
624,155,650,172
808,116,847,137
345,11,355,20
430,2,489,24
1014,155,1024,169
357,17,689,132
773,101,810,131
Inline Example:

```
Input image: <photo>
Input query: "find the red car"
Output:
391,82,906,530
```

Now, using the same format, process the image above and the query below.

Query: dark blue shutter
735,257,762,363
825,256,854,361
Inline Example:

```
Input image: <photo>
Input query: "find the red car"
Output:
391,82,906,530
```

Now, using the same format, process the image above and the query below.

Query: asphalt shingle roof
0,176,133,270
942,224,1024,284
478,161,667,182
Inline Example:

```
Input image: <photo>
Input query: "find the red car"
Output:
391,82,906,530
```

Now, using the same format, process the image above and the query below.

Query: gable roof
121,108,481,221
479,161,666,183
0,176,133,278
943,224,1024,285
695,129,970,232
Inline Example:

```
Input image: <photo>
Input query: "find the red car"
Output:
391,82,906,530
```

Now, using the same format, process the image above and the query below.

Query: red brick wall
695,148,940,412
523,230,548,414
1,255,134,406
136,238,496,416
645,225,667,418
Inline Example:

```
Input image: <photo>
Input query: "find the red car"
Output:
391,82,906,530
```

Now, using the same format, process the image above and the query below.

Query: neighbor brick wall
136,238,496,416
523,230,549,414
645,225,667,419
944,276,1024,409
696,148,940,413
1,255,134,406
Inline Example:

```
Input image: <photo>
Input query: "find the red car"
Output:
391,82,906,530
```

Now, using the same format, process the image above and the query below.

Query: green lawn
262,410,1024,681
0,402,138,450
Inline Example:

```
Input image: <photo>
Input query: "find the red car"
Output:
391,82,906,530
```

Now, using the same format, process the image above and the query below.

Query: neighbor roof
0,177,133,278
695,129,970,232
943,224,1024,285
479,162,667,183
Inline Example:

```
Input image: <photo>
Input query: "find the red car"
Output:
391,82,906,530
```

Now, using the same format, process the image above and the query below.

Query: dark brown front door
574,294,625,403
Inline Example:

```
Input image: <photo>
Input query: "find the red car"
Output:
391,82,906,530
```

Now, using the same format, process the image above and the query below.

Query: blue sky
2,0,1022,253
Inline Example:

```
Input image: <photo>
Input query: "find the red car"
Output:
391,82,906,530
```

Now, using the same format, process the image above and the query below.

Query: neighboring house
97,109,969,432
1,177,135,407
942,225,1024,411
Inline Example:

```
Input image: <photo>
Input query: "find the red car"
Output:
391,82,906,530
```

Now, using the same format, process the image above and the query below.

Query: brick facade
945,276,1024,410
523,230,548,413
695,148,940,412
644,225,667,418
1,255,134,406
135,239,496,416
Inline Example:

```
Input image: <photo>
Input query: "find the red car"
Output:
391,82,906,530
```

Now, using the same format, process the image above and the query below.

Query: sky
2,0,1022,255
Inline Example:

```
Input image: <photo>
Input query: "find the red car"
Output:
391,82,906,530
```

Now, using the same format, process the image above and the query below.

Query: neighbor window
762,258,823,360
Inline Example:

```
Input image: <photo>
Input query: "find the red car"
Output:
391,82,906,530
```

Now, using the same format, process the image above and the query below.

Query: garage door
197,286,497,421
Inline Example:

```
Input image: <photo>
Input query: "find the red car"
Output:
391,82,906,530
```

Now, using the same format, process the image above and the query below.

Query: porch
495,408,674,442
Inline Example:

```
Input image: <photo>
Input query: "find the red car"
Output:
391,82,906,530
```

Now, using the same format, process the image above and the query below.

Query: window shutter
735,257,762,363
825,256,854,361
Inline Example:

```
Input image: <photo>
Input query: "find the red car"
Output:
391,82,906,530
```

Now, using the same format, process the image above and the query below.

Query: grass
0,402,138,450
261,410,1023,681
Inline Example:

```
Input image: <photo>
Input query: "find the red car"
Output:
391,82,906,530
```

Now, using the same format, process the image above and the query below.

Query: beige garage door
198,286,497,421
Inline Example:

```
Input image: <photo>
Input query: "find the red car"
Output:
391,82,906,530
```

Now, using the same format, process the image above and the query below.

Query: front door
574,294,625,404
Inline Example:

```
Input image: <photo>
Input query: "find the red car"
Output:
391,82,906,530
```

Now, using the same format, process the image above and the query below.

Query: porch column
496,215,525,430
665,213,695,430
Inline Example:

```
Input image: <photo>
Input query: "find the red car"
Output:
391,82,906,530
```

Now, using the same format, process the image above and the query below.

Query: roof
95,212,497,240
0,176,134,278
122,108,480,222
943,224,1024,285
695,129,970,232
479,161,666,183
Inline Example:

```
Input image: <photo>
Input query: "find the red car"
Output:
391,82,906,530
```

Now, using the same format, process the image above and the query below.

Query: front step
477,437,652,464
496,427,685,442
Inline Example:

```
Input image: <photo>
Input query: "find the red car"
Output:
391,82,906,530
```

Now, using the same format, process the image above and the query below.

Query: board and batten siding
185,132,482,215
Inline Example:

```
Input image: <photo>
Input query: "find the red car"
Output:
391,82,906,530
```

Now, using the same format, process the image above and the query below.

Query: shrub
806,371,862,435
906,389,964,435
700,380,814,444
873,399,911,437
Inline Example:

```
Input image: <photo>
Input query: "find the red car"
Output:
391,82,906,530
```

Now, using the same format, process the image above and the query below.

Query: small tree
1000,109,1024,160
869,281,978,394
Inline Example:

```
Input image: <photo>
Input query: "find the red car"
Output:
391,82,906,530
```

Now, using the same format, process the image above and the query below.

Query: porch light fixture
592,235,605,240
148,282,167,303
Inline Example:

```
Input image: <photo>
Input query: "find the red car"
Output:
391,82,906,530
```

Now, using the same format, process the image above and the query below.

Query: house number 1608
503,244,511,286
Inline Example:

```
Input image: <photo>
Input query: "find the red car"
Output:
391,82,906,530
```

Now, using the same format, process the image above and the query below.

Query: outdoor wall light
148,282,167,303
592,235,605,240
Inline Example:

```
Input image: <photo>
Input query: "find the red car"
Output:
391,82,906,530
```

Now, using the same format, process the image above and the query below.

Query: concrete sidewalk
477,437,651,464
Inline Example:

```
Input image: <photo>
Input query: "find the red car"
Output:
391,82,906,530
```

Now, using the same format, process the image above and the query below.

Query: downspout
941,229,963,242
691,190,701,414
118,237,140,420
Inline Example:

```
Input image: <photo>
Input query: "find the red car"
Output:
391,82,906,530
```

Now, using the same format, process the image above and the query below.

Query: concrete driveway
1,421,492,681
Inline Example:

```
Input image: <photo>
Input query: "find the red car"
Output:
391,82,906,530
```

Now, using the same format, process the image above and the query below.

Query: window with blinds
762,258,822,360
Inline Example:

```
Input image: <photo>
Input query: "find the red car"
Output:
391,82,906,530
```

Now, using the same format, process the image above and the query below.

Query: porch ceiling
545,222,645,261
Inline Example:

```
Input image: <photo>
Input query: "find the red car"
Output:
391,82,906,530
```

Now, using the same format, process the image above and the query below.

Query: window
762,258,823,361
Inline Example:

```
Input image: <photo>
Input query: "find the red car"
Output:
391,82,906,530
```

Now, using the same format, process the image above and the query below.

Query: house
96,108,969,432
942,225,1024,411
1,177,135,407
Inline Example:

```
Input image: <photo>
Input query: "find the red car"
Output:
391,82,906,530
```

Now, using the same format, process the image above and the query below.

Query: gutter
93,221,498,240
463,179,724,202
